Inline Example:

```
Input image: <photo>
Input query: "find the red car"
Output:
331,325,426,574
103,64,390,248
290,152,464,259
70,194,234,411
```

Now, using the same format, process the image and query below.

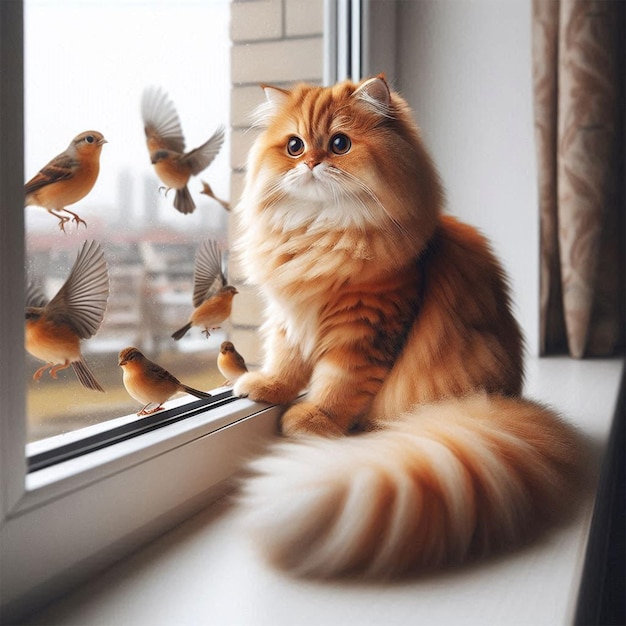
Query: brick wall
228,0,324,366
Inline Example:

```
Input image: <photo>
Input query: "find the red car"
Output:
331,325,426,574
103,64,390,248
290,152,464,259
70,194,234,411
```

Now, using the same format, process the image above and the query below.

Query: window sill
0,392,281,622
20,356,625,626
23,390,266,508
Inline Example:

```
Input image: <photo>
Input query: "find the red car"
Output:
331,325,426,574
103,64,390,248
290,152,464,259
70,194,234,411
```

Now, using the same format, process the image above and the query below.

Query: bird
200,180,230,211
24,131,107,232
171,238,238,340
217,341,248,385
118,346,212,416
141,86,225,214
24,240,109,391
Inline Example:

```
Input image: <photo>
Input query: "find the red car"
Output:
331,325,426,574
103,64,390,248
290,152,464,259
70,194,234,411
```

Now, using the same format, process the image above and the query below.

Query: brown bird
141,86,224,214
24,240,109,391
217,341,248,385
200,180,231,211
118,346,212,416
24,131,107,232
171,239,238,340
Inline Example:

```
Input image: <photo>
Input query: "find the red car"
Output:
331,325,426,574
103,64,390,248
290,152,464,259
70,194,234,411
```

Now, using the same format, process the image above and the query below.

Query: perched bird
218,341,248,385
24,240,109,391
141,86,224,214
24,131,107,232
118,346,212,416
200,180,231,211
171,239,238,340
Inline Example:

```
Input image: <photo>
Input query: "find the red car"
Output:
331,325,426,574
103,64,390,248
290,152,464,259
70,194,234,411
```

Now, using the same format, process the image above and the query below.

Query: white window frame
324,0,366,84
0,1,285,621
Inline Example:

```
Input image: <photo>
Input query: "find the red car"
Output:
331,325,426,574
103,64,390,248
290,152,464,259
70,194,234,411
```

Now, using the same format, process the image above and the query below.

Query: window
24,0,231,442
1,0,330,621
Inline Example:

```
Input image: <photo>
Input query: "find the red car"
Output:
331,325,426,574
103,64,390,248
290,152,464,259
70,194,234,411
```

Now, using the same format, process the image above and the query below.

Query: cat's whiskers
256,161,410,243
259,178,290,212
326,167,411,239
323,170,378,231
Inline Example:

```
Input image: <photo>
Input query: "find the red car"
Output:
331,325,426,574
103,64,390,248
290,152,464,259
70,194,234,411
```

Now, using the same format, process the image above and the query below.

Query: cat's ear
353,75,392,117
262,84,290,108
250,84,290,127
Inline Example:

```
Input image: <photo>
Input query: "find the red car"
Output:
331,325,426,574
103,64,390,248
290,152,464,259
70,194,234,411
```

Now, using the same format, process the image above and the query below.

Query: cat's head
241,75,443,249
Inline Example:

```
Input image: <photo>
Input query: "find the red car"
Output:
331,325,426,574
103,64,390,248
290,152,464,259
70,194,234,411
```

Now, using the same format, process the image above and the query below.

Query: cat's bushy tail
238,394,585,578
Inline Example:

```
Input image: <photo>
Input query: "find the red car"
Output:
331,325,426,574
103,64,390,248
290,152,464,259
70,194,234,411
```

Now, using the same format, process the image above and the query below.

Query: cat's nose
304,153,322,170
305,155,322,170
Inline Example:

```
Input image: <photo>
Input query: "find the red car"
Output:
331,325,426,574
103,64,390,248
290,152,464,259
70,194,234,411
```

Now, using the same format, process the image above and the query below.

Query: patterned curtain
532,0,624,358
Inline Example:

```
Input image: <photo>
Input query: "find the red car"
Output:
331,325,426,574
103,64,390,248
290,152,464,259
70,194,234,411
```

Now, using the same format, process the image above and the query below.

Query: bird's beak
98,138,108,145
118,358,126,367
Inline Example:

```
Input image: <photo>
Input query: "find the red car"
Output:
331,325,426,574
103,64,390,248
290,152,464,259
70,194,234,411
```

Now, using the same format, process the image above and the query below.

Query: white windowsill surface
25,356,623,626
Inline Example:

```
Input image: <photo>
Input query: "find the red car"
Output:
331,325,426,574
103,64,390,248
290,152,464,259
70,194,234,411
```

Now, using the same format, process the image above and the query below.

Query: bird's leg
48,209,71,233
33,363,53,381
49,360,71,379
158,186,173,197
203,328,211,338
63,209,88,230
137,403,164,416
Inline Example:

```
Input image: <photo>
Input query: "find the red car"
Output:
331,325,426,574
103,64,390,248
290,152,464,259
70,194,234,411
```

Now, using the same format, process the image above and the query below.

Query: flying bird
171,238,238,340
200,180,231,211
141,86,224,214
24,240,109,391
24,131,107,232
217,341,248,385
118,346,212,416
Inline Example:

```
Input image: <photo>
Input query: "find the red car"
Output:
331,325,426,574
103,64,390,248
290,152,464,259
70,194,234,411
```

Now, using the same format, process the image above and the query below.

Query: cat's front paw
233,372,299,405
281,402,345,437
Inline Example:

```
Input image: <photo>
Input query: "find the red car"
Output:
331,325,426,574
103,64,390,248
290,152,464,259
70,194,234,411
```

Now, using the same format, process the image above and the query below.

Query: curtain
532,0,624,358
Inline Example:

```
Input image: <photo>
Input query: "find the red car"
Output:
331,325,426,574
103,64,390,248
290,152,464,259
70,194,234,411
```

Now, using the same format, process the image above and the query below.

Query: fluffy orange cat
233,75,585,578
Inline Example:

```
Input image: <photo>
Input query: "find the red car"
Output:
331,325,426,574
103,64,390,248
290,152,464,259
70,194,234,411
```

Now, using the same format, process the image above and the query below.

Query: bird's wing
182,126,225,176
192,238,226,308
234,351,248,371
45,240,110,339
141,86,186,153
25,281,49,308
147,359,181,386
24,154,78,195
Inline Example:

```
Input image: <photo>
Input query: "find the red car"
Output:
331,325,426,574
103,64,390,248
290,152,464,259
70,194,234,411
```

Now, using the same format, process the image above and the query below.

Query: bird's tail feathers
72,359,105,392
238,393,586,578
174,186,196,214
181,385,212,400
172,322,192,340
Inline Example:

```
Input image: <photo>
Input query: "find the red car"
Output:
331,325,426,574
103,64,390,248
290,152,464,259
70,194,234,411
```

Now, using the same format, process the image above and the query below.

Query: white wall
369,0,539,356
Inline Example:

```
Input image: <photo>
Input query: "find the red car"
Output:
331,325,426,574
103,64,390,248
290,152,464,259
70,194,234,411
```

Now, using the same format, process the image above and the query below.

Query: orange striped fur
233,76,585,577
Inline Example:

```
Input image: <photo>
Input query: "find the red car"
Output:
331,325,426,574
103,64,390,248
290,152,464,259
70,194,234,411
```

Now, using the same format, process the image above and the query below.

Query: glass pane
24,0,231,441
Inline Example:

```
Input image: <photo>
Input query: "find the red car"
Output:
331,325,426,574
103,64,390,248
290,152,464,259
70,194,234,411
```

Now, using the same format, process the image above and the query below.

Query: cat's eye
330,133,351,155
287,136,305,157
